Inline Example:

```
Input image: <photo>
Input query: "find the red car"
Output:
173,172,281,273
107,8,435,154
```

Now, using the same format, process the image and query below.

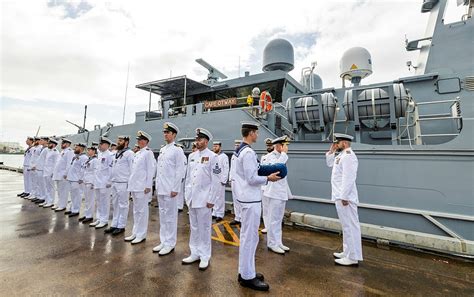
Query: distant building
0,142,23,154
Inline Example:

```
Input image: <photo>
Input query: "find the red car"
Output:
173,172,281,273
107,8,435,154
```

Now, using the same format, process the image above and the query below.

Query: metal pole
122,61,130,125
148,87,152,112
83,105,87,131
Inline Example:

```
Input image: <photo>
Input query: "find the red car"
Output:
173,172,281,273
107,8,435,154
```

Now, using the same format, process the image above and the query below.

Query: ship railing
398,97,462,143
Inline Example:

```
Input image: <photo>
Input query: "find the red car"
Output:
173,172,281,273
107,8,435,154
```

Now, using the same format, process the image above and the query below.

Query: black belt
237,199,261,204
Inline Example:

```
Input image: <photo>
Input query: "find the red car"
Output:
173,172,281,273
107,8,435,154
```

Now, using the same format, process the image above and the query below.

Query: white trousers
238,202,261,280
44,175,55,205
95,188,111,224
335,200,363,261
262,193,270,229
30,169,38,197
36,171,46,199
23,166,32,193
69,181,84,213
83,184,95,219
188,204,212,261
56,179,70,208
110,183,129,228
212,183,226,218
266,197,286,248
131,191,150,240
231,181,241,222
177,182,185,210
158,194,178,247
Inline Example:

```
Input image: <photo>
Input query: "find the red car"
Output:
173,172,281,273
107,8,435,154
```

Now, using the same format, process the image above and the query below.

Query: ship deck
1,170,473,296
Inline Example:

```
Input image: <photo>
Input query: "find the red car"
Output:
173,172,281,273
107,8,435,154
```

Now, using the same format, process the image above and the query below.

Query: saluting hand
329,143,338,153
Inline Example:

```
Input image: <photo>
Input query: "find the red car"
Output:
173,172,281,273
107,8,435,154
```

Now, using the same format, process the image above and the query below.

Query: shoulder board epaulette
346,150,351,154
146,148,150,150
174,144,179,147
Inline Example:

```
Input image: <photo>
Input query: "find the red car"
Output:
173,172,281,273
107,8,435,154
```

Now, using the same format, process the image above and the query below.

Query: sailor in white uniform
65,143,88,217
181,128,220,271
152,122,186,256
211,141,229,222
234,122,280,291
41,138,60,208
326,133,363,266
90,137,114,229
79,145,99,223
18,137,34,198
260,137,273,234
125,131,156,244
262,136,292,254
27,137,41,200
229,139,242,226
31,137,48,203
102,136,133,232
52,138,74,211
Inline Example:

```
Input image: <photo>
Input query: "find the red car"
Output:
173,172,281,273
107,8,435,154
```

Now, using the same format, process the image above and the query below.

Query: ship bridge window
215,79,285,104
285,81,303,95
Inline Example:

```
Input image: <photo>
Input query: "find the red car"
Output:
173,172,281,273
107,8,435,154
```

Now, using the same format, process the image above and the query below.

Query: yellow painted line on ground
223,222,240,244
211,221,241,247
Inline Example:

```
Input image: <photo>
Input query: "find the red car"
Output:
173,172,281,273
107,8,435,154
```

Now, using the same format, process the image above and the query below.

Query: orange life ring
259,91,273,112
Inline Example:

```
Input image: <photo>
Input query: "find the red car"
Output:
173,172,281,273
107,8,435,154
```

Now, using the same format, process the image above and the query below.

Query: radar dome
339,47,372,82
263,38,295,72
301,73,323,91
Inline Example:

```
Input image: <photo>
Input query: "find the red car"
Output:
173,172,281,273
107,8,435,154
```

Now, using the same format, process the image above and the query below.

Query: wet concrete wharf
1,170,473,296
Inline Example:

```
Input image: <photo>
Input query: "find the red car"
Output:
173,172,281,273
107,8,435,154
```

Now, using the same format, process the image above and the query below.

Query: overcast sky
0,0,466,147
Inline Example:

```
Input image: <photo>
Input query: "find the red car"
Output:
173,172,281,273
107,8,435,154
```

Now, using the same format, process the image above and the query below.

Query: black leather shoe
35,199,45,204
78,216,86,221
178,208,183,212
69,212,79,217
212,215,217,220
229,220,241,226
21,193,30,198
82,218,93,224
112,228,125,235
104,227,117,234
215,217,223,223
238,273,264,282
64,210,72,215
238,276,269,291
31,198,40,203
17,192,25,197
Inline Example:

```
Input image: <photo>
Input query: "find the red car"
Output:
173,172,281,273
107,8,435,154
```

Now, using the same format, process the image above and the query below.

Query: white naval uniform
326,148,362,261
127,147,156,240
36,146,49,200
95,150,114,224
29,145,43,198
108,148,133,227
233,144,268,280
43,148,60,205
52,147,74,208
229,154,241,222
262,151,292,249
66,153,88,214
155,142,186,248
22,146,34,194
83,156,98,219
212,152,229,219
260,152,272,230
184,148,219,262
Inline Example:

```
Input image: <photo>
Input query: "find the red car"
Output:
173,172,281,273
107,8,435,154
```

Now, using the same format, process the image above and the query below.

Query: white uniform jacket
43,148,60,177
155,142,186,196
52,147,74,181
127,147,156,192
262,151,292,200
215,153,229,185
233,145,267,203
109,148,134,184
83,156,99,185
326,148,359,203
94,150,113,189
184,148,220,208
66,154,88,182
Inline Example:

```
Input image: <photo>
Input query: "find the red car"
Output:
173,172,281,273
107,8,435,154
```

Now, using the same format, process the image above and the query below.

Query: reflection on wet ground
1,170,473,296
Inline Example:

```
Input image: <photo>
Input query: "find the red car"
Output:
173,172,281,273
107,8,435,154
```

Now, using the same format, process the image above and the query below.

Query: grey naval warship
63,0,474,257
